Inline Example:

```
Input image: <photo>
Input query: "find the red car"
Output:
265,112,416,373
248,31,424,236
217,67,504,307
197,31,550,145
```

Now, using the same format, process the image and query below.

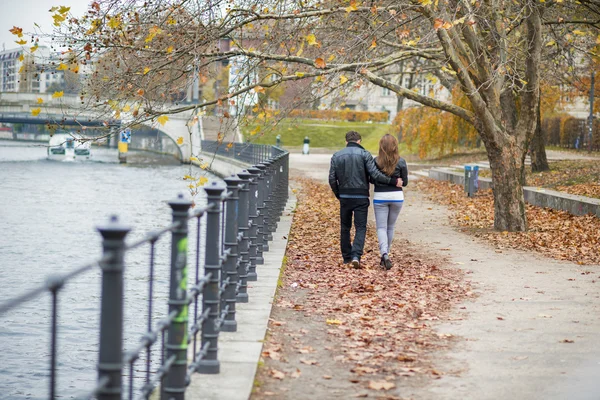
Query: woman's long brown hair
376,134,400,176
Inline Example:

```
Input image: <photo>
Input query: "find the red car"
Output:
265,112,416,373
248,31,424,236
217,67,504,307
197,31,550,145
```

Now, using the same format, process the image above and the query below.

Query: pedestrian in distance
302,136,310,155
328,131,403,269
371,134,408,270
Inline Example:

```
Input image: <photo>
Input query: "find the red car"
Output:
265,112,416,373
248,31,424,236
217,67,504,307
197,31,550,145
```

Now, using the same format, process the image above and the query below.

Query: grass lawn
240,118,399,153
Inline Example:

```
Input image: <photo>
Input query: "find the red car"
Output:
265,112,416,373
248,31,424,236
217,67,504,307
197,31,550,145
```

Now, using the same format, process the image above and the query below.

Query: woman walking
372,134,408,270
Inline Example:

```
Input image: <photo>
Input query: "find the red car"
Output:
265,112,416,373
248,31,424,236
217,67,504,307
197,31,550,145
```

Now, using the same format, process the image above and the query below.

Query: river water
0,142,212,399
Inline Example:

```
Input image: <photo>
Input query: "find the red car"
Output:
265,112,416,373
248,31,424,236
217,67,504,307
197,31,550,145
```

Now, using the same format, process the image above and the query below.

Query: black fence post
283,153,289,204
236,171,252,302
222,175,241,332
254,164,267,265
197,181,225,374
246,167,261,281
96,215,130,400
161,194,192,400
273,156,283,224
261,161,275,246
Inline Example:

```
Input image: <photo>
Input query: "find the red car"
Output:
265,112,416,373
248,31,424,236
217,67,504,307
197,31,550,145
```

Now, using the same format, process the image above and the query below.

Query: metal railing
200,140,285,165
0,141,289,400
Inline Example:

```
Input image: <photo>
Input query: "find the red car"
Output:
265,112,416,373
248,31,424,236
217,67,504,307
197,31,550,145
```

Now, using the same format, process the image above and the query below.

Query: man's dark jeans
339,197,370,263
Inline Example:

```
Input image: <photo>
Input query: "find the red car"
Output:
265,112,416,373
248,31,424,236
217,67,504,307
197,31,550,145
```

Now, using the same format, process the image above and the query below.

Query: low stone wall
523,187,600,217
428,168,493,190
196,152,250,178
428,168,600,218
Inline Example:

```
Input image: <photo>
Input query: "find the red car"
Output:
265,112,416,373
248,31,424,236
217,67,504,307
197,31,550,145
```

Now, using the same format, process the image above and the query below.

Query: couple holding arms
328,131,408,270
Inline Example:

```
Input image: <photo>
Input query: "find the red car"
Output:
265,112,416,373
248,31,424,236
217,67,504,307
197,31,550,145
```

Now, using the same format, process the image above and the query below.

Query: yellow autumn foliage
392,87,478,159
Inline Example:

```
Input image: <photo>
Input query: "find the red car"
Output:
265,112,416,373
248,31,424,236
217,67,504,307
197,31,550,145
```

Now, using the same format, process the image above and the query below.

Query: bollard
472,165,479,194
254,164,267,265
464,165,479,197
197,182,225,374
246,167,261,281
222,175,241,332
162,194,193,400
97,215,130,400
464,165,471,194
236,171,253,301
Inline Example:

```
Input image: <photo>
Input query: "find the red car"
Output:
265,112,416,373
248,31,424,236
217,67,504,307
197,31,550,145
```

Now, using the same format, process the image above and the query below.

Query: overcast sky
0,0,89,52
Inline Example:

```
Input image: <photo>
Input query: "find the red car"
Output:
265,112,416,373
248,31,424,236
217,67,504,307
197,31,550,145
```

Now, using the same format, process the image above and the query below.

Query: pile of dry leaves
414,178,600,265
479,160,600,199
253,179,470,398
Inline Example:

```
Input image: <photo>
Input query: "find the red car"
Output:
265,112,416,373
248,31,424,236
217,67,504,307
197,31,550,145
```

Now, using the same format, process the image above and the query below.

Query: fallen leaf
270,369,285,379
368,380,395,390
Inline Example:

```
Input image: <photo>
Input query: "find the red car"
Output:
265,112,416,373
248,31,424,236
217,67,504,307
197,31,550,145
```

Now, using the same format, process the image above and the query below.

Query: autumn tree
11,0,598,231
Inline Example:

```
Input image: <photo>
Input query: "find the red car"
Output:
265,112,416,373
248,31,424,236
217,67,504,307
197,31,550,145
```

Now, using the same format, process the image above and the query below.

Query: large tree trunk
530,95,549,172
487,140,528,231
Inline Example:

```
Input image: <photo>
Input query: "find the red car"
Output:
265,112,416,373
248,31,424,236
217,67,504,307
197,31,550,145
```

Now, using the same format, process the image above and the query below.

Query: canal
0,142,212,399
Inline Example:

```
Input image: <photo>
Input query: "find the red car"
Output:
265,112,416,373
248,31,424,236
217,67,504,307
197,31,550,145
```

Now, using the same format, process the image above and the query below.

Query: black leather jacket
329,142,397,198
371,157,408,192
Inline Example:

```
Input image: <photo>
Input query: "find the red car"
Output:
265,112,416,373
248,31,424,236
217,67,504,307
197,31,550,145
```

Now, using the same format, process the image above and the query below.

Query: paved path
288,152,600,400
188,193,296,399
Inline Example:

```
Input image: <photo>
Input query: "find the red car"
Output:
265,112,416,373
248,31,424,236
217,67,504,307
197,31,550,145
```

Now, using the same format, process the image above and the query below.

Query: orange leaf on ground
368,380,395,390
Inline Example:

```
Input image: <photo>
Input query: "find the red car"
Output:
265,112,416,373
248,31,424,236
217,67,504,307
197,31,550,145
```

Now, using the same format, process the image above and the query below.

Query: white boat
47,133,92,161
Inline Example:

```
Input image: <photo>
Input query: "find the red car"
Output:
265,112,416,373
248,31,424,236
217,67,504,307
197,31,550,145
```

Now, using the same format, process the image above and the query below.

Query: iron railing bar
186,341,211,378
188,203,213,220
125,223,181,250
0,255,108,314
189,308,211,338
73,375,110,400
137,354,177,400
124,337,150,364
146,240,156,387
128,362,134,400
49,288,59,400
186,276,211,306
193,214,202,363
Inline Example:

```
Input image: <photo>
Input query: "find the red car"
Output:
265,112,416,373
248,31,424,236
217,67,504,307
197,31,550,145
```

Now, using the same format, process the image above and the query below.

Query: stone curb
427,167,600,218
187,192,297,400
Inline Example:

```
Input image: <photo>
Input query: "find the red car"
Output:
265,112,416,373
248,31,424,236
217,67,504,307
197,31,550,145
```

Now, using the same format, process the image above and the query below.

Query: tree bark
530,95,550,172
486,139,528,231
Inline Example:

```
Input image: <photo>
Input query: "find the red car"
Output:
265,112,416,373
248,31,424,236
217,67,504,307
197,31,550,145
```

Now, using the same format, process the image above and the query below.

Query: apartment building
320,73,451,122
0,46,81,94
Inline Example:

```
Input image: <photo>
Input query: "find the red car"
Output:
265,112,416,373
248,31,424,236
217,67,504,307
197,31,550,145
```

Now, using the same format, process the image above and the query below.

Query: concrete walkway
187,193,296,399
399,189,600,400
287,152,600,400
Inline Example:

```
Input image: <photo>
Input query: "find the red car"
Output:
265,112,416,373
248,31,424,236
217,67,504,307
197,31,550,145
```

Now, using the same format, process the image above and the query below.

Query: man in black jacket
328,131,402,269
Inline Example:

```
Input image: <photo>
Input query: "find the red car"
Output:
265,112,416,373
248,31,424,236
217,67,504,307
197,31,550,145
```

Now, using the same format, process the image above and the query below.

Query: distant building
320,74,451,122
0,47,26,92
0,46,88,94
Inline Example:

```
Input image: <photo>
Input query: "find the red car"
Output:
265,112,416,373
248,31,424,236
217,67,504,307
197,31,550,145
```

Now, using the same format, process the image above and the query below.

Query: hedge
287,109,389,123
